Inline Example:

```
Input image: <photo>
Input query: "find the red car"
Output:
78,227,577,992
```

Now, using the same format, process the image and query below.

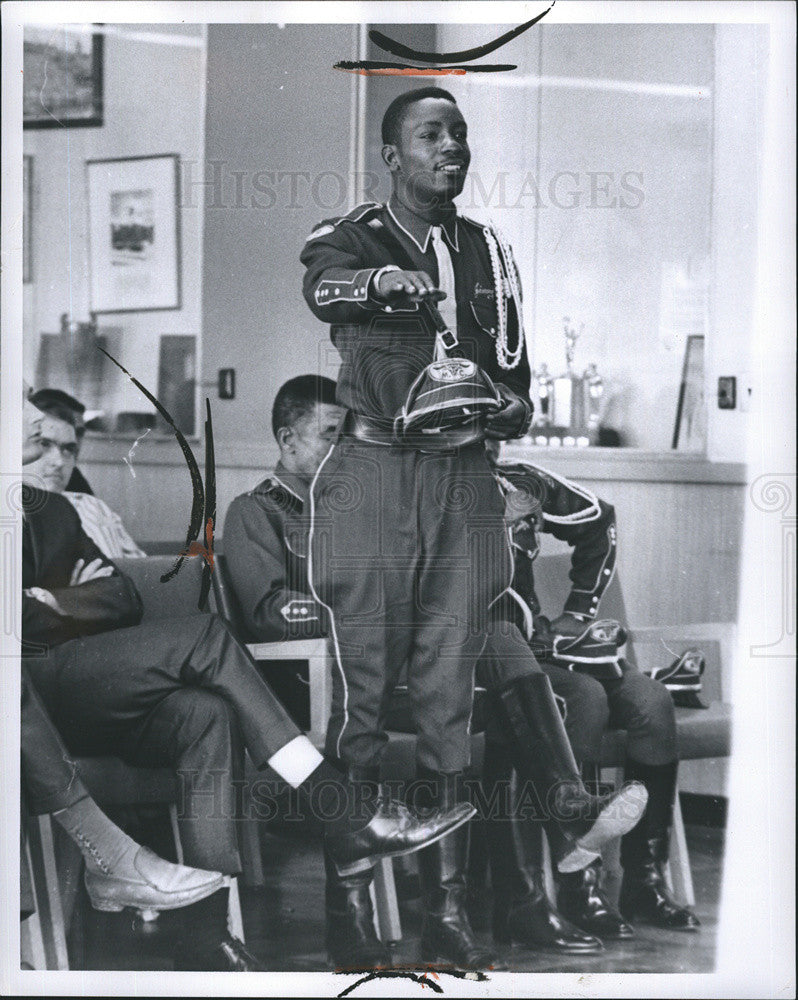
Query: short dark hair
30,387,85,415
30,396,80,431
30,387,85,437
271,375,338,440
381,87,458,146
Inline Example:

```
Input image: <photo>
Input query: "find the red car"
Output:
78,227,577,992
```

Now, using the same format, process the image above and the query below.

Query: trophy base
524,425,597,448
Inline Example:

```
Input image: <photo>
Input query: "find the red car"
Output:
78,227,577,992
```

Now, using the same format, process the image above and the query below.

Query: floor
66,818,724,974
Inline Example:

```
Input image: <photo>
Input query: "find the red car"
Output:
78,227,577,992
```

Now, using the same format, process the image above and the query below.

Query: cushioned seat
599,702,733,766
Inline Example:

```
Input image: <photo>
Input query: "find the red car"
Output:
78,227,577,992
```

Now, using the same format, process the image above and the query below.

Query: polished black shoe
619,759,701,931
326,795,475,878
175,934,267,971
558,861,635,940
417,771,502,971
619,850,701,931
494,893,603,954
325,850,392,970
482,744,602,955
422,905,502,970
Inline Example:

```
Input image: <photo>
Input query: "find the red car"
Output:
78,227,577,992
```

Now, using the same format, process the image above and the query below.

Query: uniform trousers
475,626,677,765
24,614,301,874
310,437,512,773
541,659,678,766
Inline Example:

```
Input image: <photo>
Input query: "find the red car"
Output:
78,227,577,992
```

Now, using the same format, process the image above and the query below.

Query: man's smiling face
387,97,471,210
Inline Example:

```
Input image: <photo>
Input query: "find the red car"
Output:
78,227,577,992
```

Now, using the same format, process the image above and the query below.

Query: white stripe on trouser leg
307,442,350,759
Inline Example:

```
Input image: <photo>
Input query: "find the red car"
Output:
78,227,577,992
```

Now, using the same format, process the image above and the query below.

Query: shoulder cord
483,224,526,371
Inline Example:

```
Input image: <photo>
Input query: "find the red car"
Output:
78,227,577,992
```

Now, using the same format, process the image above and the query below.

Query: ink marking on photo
98,347,215,609
334,4,555,76
336,966,490,996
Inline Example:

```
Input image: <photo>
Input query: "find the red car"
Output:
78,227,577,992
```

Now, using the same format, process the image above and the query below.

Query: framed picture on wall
23,24,103,128
86,154,181,314
23,155,32,283
672,334,707,451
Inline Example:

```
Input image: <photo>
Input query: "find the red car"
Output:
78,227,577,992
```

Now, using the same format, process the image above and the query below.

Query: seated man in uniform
225,375,379,968
485,439,699,939
20,389,471,972
224,375,648,967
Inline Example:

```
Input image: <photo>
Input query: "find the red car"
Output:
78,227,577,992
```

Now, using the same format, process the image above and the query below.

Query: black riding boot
619,759,701,931
416,768,500,970
492,674,648,872
557,859,635,940
325,848,391,969
484,741,603,954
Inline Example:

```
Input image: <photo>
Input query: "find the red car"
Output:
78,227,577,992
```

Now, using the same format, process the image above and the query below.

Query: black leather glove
484,383,534,440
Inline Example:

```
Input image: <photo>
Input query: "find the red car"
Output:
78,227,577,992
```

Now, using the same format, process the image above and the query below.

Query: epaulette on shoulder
306,202,383,241
251,476,285,499
253,476,305,514
460,214,488,232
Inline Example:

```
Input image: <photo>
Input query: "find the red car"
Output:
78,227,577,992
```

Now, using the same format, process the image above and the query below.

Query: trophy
531,318,603,446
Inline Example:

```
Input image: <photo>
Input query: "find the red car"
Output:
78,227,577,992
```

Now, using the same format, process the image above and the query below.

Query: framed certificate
86,154,181,314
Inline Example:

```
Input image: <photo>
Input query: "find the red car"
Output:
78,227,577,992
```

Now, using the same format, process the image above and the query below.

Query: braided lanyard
483,224,526,371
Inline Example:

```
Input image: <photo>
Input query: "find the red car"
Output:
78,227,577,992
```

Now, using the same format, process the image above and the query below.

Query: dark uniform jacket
221,454,616,648
493,461,617,637
22,485,143,649
300,197,532,421
222,464,326,642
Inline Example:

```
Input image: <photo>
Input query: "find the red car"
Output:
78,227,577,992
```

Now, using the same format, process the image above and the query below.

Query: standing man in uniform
225,375,633,965
299,87,645,968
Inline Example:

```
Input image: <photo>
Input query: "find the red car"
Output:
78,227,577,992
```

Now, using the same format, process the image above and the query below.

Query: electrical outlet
218,368,236,399
718,376,736,409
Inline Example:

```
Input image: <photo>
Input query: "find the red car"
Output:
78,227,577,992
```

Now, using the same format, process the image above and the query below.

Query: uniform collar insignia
270,463,310,507
387,196,459,255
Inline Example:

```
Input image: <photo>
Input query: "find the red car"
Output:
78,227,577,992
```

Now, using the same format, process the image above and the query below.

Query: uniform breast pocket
470,298,498,339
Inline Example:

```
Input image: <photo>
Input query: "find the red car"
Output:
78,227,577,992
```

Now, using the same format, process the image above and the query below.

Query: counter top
80,435,747,485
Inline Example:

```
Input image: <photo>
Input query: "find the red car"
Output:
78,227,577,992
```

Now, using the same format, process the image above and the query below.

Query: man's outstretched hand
375,269,446,305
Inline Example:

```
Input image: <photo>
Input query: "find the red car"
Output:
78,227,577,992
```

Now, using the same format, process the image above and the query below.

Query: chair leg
227,876,246,943
542,828,557,902
20,910,46,971
239,816,266,888
370,858,401,943
666,786,695,906
21,837,47,971
27,815,69,970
